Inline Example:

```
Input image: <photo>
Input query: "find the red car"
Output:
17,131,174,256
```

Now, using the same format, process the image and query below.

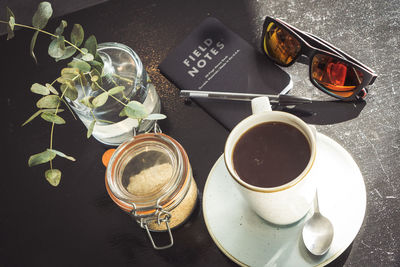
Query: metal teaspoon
302,190,334,256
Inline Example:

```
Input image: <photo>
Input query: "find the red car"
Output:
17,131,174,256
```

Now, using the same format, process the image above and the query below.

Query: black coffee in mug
232,121,311,188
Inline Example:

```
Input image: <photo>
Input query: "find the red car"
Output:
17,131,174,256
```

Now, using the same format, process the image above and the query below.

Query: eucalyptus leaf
65,79,76,88
6,7,15,19
82,53,94,61
28,150,56,167
47,149,76,161
80,96,95,108
89,60,103,77
61,68,80,75
45,108,64,114
21,110,42,126
68,59,91,73
6,7,15,20
92,92,108,107
30,31,39,63
48,36,66,59
87,120,95,138
94,52,104,65
108,86,125,95
84,35,97,56
8,15,15,29
54,20,67,37
45,83,59,95
60,74,78,84
45,169,61,186
119,108,126,117
57,75,75,84
36,95,60,109
55,46,76,62
71,24,84,46
31,83,50,95
60,83,78,101
56,77,68,87
44,113,59,123
21,108,64,127
146,113,167,121
122,101,148,119
6,7,15,40
32,2,53,30
7,16,15,40
6,24,14,41
41,112,65,124
6,25,14,41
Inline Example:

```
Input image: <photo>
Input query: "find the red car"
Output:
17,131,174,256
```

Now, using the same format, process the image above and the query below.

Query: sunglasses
262,16,377,101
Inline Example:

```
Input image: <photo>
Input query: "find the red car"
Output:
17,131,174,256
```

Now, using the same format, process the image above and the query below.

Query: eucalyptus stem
19,23,85,54
122,93,130,102
109,76,130,101
89,71,121,105
50,78,57,86
79,75,88,98
79,76,97,122
61,97,77,120
49,87,68,169
112,73,133,84
110,76,119,87
49,74,77,161
94,81,127,106
0,20,86,55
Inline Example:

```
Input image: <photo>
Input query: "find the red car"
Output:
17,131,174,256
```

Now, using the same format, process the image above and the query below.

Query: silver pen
179,90,312,105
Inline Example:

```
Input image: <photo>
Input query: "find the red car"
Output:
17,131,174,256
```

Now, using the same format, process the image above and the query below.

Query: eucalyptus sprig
2,2,166,186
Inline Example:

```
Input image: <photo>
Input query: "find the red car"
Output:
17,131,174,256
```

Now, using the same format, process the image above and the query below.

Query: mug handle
251,96,272,114
251,96,318,140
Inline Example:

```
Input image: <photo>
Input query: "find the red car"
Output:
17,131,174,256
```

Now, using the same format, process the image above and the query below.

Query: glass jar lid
106,133,189,215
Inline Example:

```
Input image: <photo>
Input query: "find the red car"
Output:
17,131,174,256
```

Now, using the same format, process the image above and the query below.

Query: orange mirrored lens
311,54,364,97
264,22,301,65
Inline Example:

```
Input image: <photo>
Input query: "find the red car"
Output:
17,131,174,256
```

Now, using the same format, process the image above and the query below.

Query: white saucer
202,133,366,267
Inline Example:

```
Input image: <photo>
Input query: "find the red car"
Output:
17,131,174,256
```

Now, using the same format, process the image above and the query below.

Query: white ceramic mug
224,97,317,225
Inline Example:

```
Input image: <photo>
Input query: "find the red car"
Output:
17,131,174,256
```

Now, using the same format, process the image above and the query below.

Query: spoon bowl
302,190,334,256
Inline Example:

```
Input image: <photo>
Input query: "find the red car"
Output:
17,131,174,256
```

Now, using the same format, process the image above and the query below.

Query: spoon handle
314,190,320,213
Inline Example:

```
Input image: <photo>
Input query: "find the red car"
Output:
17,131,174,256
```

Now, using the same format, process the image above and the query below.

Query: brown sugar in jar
105,133,198,248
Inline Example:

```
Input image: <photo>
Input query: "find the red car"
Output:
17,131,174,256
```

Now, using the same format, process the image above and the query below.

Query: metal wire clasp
133,121,162,137
130,202,174,250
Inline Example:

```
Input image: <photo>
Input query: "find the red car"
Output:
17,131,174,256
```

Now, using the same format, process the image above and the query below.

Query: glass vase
67,42,161,146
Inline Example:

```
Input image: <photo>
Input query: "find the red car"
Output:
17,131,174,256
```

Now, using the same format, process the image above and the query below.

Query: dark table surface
2,0,399,266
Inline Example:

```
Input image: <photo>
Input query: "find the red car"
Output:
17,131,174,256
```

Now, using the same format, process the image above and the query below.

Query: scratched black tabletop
1,0,399,266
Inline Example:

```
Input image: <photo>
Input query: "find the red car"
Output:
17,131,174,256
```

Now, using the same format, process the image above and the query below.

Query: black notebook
159,17,292,130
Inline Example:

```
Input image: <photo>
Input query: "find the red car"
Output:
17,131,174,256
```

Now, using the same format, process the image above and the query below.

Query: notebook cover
159,17,292,130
